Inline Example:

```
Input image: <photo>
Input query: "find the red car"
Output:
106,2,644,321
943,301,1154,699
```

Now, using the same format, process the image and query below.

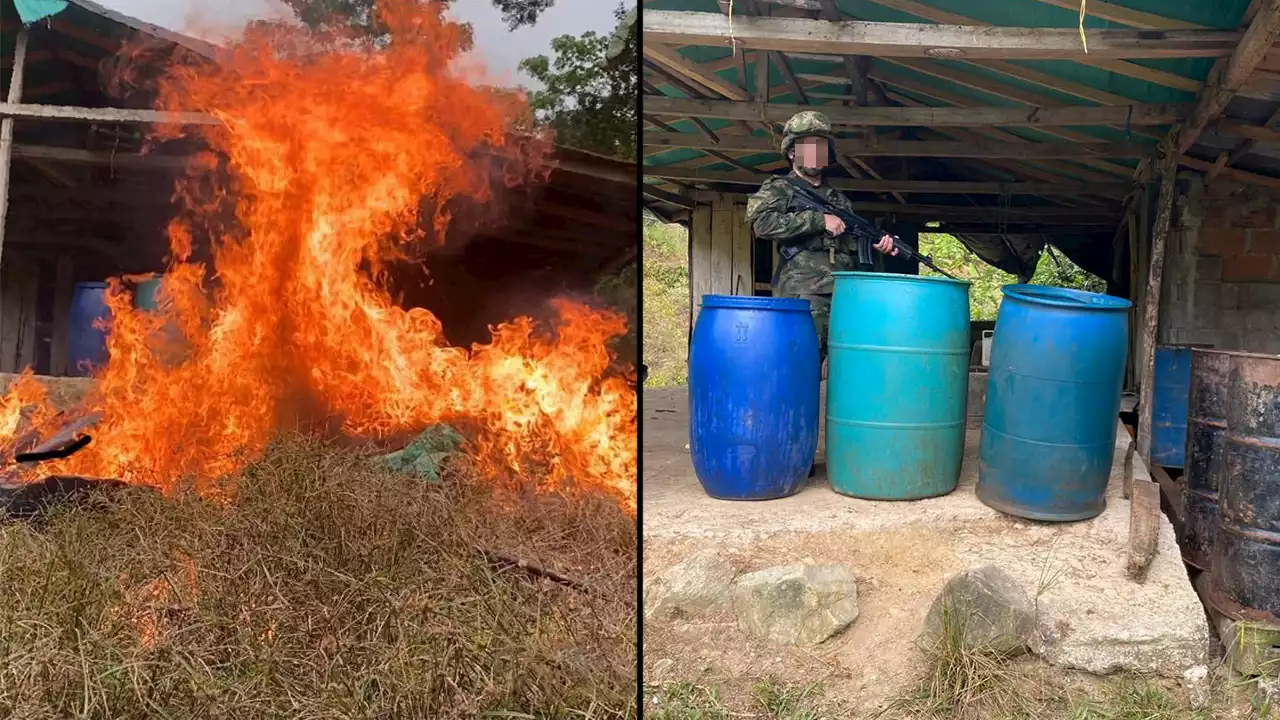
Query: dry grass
880,599,1040,720
0,437,636,719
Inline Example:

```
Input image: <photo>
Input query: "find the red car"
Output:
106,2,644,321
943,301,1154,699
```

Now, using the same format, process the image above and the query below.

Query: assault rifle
783,177,957,280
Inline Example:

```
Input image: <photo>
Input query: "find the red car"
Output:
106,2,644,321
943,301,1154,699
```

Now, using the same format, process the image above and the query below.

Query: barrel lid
832,270,971,287
700,294,811,312
74,282,109,289
1002,284,1131,310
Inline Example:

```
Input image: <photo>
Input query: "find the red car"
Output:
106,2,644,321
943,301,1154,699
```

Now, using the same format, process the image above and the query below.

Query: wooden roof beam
644,44,748,101
860,0,1204,92
644,96,1186,127
642,169,1129,196
1179,153,1280,189
644,131,1155,158
1180,0,1280,151
1032,0,1205,31
0,102,216,125
644,11,1237,60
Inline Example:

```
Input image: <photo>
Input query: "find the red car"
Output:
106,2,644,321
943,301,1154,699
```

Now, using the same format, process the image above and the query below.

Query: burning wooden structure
1,0,637,374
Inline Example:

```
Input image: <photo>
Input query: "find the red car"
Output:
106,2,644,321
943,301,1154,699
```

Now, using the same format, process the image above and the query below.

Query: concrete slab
643,386,1210,698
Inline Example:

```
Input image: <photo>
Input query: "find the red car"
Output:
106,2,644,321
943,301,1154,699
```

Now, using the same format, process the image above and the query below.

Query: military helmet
780,111,834,156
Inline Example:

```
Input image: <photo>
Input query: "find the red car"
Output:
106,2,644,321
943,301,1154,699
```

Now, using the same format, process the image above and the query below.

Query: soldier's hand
823,214,845,236
875,233,899,256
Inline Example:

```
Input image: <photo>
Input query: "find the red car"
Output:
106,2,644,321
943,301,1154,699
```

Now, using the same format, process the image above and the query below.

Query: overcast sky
95,0,630,86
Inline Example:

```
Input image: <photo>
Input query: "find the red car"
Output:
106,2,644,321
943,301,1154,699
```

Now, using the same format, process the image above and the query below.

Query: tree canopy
281,0,560,37
517,5,637,159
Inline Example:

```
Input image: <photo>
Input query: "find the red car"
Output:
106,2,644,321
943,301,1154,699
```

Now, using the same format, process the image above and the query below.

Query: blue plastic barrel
689,295,820,500
826,271,972,499
977,285,1131,521
1152,344,1198,469
67,282,111,377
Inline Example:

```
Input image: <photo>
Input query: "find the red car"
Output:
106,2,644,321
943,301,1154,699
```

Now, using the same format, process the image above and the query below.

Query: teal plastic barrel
134,276,163,311
826,271,972,499
976,286,1131,522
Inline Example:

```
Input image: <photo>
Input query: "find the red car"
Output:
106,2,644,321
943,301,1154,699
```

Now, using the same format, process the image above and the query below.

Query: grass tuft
0,435,636,719
881,599,1039,720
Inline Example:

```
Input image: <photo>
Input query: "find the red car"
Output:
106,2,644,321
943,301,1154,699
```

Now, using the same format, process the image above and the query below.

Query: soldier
746,111,897,366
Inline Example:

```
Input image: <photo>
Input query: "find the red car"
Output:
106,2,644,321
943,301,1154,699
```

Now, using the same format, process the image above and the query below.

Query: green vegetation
519,4,637,160
918,233,1106,321
642,215,690,388
641,220,1107,387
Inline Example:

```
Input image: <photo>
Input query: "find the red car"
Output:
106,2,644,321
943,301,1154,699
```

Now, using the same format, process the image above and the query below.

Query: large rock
732,563,858,646
644,549,736,619
922,565,1034,657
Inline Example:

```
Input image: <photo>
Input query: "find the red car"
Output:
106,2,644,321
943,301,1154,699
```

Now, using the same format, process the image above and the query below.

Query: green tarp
14,0,69,24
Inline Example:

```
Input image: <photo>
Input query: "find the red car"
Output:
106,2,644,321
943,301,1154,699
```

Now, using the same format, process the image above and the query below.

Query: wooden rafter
1179,0,1280,151
0,102,216,125
859,0,1204,92
644,44,748,101
642,170,1129,196
1031,0,1204,30
644,96,1186,127
861,70,1144,178
644,131,1156,159
875,58,1162,142
643,11,1238,59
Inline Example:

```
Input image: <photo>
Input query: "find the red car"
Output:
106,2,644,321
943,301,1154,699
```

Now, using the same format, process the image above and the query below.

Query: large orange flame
0,0,636,511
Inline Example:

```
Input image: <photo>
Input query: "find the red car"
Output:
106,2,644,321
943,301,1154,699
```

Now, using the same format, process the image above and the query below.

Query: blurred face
793,136,828,177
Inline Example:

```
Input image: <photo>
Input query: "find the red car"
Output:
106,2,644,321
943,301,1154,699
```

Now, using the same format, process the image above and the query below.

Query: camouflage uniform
746,111,864,362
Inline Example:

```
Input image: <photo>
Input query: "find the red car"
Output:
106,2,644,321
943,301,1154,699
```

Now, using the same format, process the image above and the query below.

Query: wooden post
1136,135,1180,465
50,255,74,376
1127,478,1161,582
0,28,30,273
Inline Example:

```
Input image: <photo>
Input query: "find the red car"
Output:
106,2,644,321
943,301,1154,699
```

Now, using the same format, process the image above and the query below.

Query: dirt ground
642,387,1213,716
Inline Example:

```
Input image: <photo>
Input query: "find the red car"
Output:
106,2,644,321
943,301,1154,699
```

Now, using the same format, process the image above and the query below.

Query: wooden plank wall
689,194,756,332
0,255,39,373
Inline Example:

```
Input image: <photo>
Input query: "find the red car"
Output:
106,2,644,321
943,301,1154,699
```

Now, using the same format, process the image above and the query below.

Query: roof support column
0,27,30,276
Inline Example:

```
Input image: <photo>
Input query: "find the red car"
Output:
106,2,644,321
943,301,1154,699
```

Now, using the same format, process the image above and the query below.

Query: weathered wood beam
1032,0,1204,30
1215,117,1280,143
644,44,748,101
0,29,29,274
645,131,1156,159
1180,0,1280,151
1225,106,1280,165
877,59,1162,142
1178,153,1280,190
770,51,808,104
0,102,217,125
644,11,1237,59
13,143,191,168
649,167,1128,195
863,69,1144,179
1136,137,1180,464
643,183,695,209
645,96,1186,127
860,0,1203,92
